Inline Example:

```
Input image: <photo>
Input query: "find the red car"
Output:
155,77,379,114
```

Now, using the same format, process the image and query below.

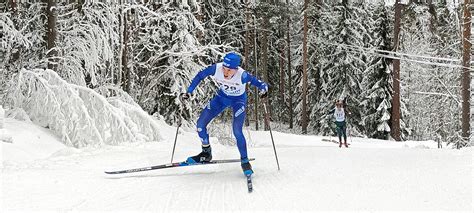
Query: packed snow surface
1,118,472,212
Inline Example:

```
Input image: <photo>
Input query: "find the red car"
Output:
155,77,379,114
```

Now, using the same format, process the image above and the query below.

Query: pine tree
286,0,297,130
312,0,367,135
360,1,393,139
257,1,288,129
307,1,325,133
290,0,305,132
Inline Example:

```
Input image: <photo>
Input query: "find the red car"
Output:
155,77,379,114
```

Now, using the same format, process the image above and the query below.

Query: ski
322,138,339,143
105,158,255,175
322,138,351,146
246,175,253,193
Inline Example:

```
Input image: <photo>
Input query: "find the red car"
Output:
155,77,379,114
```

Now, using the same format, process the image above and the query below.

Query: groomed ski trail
1,119,471,211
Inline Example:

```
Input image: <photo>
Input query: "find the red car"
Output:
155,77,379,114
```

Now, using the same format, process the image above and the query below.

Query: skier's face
223,67,237,79
336,102,342,108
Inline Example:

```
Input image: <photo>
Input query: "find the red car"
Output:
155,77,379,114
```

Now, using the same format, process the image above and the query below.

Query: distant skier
180,52,268,176
328,99,351,148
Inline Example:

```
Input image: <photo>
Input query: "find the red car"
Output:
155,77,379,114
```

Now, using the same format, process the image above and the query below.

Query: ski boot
186,145,212,164
339,141,343,148
344,141,348,148
241,157,253,176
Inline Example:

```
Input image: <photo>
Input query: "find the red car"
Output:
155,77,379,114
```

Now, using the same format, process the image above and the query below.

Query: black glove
259,85,268,98
179,93,191,102
259,90,268,98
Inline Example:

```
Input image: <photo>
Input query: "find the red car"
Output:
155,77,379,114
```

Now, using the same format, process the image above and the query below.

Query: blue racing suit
186,63,268,159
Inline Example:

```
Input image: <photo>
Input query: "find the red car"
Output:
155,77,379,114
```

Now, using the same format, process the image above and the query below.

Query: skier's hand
179,93,191,102
259,90,268,98
259,84,268,98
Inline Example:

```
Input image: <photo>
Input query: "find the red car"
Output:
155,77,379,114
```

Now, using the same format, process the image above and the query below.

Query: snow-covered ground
1,118,472,212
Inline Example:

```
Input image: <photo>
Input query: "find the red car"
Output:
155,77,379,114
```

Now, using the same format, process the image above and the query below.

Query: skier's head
222,52,240,79
335,100,343,108
223,52,241,69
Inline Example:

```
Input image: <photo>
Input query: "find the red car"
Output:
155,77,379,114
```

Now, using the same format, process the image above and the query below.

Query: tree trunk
262,0,270,131
461,0,471,144
427,0,437,34
391,0,402,141
117,0,124,85
279,34,286,124
195,0,204,42
254,14,259,131
44,0,58,71
9,0,18,26
301,0,309,134
287,0,293,129
9,0,20,68
76,0,84,13
244,0,251,127
121,7,130,92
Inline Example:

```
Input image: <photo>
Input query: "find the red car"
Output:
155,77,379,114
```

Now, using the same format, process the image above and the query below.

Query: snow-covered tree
308,1,329,133
6,69,162,147
399,2,460,142
311,0,369,135
1,2,46,105
201,0,245,54
1,0,467,145
130,3,226,126
288,1,304,132
265,2,292,127
425,2,462,145
360,1,393,139
54,2,120,87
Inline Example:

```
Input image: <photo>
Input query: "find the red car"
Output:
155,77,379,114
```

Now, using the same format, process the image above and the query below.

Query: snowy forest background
0,0,472,148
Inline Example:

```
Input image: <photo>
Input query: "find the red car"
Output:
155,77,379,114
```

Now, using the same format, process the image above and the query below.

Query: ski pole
171,94,186,163
347,118,352,144
170,121,181,163
329,118,334,143
349,123,353,144
262,101,280,171
329,127,333,143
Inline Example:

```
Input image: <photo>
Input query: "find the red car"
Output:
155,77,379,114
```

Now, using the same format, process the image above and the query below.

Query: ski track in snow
1,118,472,212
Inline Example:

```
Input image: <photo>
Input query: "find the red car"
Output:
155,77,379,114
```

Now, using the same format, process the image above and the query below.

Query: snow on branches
7,69,162,147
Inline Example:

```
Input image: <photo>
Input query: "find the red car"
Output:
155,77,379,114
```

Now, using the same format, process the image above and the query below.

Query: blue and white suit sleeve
186,65,217,94
241,72,268,92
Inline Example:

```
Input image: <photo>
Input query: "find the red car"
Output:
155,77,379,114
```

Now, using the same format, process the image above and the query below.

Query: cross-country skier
180,52,268,176
328,99,351,148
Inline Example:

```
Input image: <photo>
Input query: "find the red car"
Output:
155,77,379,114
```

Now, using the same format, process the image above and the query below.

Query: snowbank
0,105,12,143
1,118,68,163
